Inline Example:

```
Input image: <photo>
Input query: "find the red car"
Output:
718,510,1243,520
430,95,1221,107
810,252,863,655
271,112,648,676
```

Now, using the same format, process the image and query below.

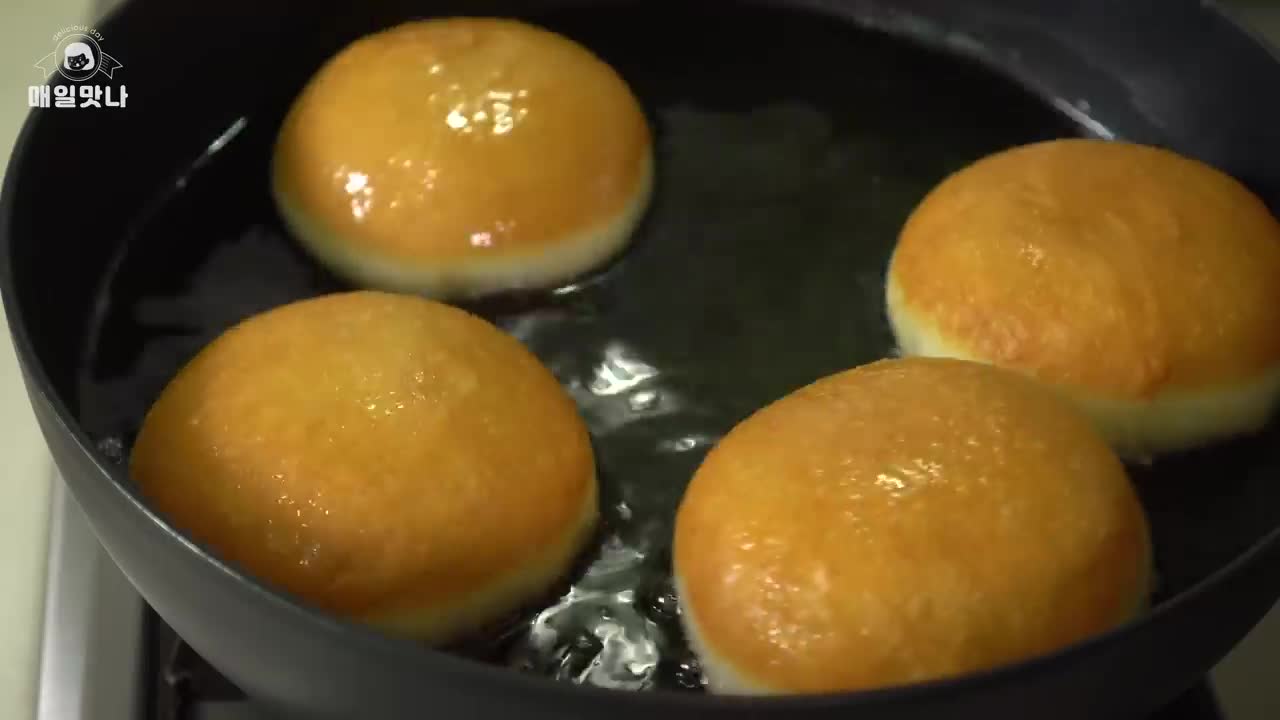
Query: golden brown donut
272,18,653,299
131,291,597,644
886,138,1280,458
674,357,1151,695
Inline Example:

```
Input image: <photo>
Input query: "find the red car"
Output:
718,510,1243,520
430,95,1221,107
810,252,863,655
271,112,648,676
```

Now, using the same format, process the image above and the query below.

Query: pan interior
73,0,1280,694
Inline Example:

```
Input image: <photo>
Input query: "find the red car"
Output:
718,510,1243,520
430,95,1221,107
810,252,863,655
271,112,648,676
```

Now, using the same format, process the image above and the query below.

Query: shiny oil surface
73,2,1277,695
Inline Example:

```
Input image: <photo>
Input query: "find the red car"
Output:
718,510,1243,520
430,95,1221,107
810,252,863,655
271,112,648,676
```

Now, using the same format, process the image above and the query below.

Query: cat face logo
64,42,95,73
35,32,122,83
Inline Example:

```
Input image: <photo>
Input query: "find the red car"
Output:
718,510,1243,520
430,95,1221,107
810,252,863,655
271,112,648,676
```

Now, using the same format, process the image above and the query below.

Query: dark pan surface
71,0,1276,693
5,0,1280,717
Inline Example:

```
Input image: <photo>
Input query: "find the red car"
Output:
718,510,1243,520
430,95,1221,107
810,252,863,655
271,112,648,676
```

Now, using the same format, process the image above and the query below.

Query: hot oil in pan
78,4,1092,693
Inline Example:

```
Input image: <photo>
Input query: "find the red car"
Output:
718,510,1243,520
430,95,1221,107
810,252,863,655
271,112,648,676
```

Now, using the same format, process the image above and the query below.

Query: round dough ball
887,138,1280,459
131,290,598,644
674,357,1151,695
272,17,654,299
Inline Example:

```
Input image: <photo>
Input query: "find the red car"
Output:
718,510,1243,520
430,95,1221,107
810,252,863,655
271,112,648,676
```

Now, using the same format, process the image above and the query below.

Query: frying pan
4,0,1280,718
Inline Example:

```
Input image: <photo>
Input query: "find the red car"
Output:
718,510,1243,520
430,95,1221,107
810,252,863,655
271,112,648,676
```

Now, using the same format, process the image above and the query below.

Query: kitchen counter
2,2,1279,720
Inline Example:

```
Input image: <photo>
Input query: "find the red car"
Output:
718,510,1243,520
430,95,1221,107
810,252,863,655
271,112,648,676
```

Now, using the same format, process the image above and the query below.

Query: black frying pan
4,0,1280,718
